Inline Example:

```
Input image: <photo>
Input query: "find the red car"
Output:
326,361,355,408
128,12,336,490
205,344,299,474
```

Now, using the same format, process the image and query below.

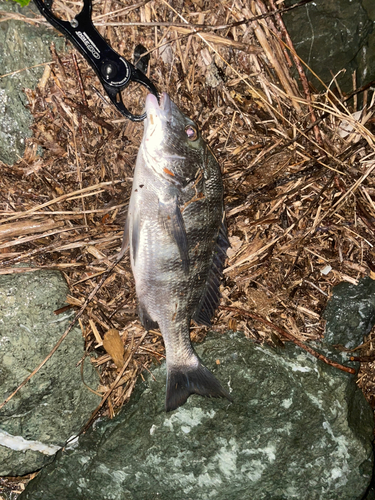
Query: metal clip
34,0,159,121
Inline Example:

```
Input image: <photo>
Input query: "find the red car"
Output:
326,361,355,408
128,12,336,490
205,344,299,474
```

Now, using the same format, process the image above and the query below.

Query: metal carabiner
34,0,159,121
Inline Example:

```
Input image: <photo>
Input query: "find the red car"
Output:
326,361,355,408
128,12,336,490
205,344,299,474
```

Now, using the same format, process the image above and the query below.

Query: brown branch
287,78,375,147
220,306,356,375
349,355,375,363
233,77,375,179
72,53,88,107
334,176,375,233
64,97,114,132
255,0,293,69
50,42,66,79
250,1,301,113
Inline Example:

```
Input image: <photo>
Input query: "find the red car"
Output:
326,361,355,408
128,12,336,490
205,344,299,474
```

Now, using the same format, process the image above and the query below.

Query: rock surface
21,333,373,500
283,0,374,93
0,1,64,165
0,270,100,476
323,277,375,349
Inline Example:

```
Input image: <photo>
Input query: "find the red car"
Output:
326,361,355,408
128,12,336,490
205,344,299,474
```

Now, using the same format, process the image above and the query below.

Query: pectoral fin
159,199,189,273
131,207,140,266
117,217,130,260
118,204,141,265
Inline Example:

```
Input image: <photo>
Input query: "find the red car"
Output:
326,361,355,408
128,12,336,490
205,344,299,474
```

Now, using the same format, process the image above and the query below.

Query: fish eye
185,125,198,141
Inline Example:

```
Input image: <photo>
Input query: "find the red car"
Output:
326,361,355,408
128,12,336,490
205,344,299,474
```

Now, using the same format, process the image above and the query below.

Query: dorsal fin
117,216,130,260
192,221,230,326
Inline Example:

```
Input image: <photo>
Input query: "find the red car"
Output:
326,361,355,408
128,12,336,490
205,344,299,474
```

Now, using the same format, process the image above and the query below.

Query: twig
349,355,375,363
78,0,315,31
81,330,148,433
335,176,375,233
72,53,88,107
255,0,293,68
51,42,66,79
0,256,125,410
289,78,375,147
64,97,114,131
160,0,343,167
268,0,323,147
0,61,54,80
250,1,300,113
0,181,121,225
0,0,313,31
220,305,356,375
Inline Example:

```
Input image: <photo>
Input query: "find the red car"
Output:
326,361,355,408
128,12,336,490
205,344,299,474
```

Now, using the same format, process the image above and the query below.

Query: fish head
142,92,205,184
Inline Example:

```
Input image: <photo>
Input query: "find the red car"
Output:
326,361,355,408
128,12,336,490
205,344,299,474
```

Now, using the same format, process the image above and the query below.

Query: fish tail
166,360,232,412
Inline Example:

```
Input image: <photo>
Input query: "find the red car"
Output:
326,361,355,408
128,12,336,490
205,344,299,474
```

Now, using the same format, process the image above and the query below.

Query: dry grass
1,0,375,493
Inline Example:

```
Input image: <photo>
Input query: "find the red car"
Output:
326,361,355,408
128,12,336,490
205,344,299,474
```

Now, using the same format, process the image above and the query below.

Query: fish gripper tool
34,0,159,122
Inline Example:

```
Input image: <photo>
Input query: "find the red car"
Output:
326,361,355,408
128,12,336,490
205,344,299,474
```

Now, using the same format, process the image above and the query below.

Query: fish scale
121,92,232,411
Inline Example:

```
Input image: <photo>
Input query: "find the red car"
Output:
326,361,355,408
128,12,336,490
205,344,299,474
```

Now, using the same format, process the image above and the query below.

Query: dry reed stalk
0,182,120,223
172,26,259,52
0,219,63,240
250,1,300,113
267,0,322,146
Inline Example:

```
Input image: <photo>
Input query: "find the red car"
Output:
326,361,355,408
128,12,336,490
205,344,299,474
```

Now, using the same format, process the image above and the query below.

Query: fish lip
145,93,159,112
145,92,171,118
161,92,171,115
142,92,177,171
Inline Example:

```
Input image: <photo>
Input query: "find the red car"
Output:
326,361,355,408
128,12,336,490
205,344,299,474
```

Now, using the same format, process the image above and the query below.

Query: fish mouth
145,92,171,123
143,92,171,154
143,92,186,167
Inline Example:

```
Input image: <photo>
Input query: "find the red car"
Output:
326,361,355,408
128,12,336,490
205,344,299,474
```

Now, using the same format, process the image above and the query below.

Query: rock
283,0,374,93
0,270,101,476
0,1,64,165
323,277,375,349
20,333,373,500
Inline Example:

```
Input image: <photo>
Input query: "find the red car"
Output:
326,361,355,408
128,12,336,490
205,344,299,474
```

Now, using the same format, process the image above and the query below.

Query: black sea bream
122,92,232,411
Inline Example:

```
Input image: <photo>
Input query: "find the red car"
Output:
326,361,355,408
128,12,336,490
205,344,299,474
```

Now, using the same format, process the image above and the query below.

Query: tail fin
166,362,232,412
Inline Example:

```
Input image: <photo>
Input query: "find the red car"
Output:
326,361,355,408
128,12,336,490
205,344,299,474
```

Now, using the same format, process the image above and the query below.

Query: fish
120,92,232,411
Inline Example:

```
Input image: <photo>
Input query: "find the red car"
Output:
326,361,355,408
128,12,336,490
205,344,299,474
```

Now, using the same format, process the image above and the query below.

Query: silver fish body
122,92,231,411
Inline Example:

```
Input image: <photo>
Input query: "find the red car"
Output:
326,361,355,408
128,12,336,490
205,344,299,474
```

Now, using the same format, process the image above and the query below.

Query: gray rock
20,333,373,500
0,270,101,476
0,1,64,165
323,277,375,349
283,0,374,93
